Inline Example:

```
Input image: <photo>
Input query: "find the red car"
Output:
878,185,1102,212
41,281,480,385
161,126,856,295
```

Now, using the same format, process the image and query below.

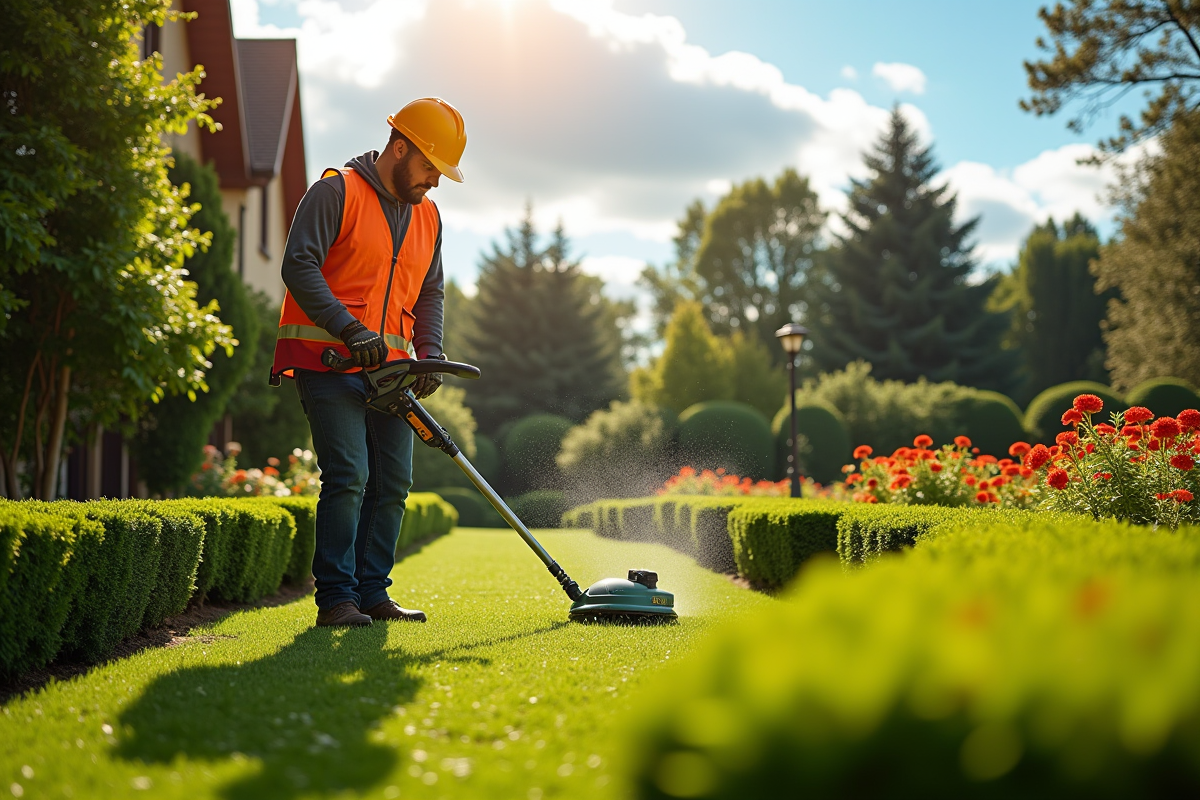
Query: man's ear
392,137,408,160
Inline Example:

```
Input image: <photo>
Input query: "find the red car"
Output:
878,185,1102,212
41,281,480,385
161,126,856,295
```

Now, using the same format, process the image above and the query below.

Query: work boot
315,601,372,628
363,599,427,622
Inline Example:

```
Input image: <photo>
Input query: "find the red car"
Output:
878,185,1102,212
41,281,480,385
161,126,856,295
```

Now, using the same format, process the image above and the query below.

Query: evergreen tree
992,214,1111,402
631,301,729,414
808,107,1018,392
1094,110,1200,389
461,209,625,433
132,154,258,492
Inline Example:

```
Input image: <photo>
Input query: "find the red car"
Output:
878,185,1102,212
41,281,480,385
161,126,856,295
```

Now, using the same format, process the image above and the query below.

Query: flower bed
187,444,321,497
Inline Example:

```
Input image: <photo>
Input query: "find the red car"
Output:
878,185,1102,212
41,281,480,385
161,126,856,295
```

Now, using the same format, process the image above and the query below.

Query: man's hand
410,347,446,399
340,320,387,368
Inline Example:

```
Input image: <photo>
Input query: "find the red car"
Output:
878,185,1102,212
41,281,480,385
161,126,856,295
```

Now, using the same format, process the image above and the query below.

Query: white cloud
841,65,857,80
579,255,646,290
872,61,927,94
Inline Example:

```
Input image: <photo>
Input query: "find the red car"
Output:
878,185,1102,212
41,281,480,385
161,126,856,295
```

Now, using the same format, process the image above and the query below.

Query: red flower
1095,424,1117,436
975,491,991,503
200,462,212,472
1024,444,1051,469
853,445,873,460
913,434,934,448
1148,438,1162,452
846,473,863,485
929,462,943,473
1126,406,1154,424
1152,417,1182,440
1055,431,1079,448
1008,441,1031,457
1073,394,1104,413
863,494,879,504
964,475,978,487
893,447,911,460
866,478,878,489
1002,464,1021,476
978,479,991,490
1155,492,1171,500
889,474,913,490
1174,489,1195,503
1122,425,1143,442
1061,408,1083,426
1171,453,1195,471
679,466,696,477
1047,468,1069,490
1180,409,1200,431
1093,472,1112,481
954,435,972,449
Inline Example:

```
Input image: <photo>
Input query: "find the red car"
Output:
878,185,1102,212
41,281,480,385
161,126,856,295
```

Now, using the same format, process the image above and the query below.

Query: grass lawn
1,527,774,799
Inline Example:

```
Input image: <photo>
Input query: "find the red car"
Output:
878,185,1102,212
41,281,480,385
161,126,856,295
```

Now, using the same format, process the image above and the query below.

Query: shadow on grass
116,619,570,799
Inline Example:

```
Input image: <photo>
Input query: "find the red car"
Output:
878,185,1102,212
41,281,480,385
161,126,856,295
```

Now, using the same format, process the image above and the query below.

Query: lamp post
775,323,809,498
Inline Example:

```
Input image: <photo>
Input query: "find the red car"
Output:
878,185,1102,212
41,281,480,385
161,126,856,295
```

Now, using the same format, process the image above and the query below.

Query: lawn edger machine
322,349,677,623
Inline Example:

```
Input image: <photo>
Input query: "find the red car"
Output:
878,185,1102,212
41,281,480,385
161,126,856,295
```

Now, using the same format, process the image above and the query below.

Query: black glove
339,320,387,368
410,353,446,400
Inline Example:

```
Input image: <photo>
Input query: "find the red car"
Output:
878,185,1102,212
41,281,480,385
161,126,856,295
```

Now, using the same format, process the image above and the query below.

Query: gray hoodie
279,150,445,355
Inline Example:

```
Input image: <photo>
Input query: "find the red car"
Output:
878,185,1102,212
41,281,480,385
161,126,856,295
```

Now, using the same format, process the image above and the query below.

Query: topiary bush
396,492,458,551
433,487,505,528
1125,377,1200,418
472,434,502,485
677,401,775,480
254,496,317,584
953,389,1028,456
410,385,478,491
727,500,852,588
1024,380,1125,443
771,402,849,484
508,490,568,529
503,413,574,492
557,400,677,504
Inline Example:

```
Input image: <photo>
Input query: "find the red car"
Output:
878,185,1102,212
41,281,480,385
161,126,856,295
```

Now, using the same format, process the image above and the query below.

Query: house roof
181,0,308,224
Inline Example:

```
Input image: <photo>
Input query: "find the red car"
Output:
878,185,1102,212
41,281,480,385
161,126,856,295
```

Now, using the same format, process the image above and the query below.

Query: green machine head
569,570,678,623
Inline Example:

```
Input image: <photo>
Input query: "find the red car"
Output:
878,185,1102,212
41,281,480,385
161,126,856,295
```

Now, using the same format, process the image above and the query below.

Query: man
271,97,467,627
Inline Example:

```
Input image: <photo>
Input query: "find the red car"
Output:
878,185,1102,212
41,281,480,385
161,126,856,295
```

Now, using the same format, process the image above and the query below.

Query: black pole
788,352,801,498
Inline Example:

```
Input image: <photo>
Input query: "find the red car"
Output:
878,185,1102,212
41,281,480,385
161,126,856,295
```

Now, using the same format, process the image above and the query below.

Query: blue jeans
295,369,414,611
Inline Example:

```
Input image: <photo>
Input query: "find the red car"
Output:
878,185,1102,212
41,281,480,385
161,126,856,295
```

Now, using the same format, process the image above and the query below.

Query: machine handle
320,348,481,380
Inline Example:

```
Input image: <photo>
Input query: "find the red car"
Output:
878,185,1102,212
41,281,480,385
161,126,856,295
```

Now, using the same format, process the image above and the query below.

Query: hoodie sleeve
279,173,358,338
411,206,445,355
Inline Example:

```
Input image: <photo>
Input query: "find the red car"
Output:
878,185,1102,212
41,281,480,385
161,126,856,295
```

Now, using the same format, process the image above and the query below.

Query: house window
259,185,271,258
142,23,161,60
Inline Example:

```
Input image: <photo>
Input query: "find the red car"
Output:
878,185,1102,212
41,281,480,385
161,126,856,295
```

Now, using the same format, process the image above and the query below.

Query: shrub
557,400,677,503
836,504,976,565
727,500,851,588
433,487,505,528
628,516,1200,799
411,385,478,491
1125,377,1200,418
1024,380,1125,443
396,492,458,552
772,402,850,483
503,413,574,492
955,390,1028,457
677,401,775,480
509,490,568,529
254,496,317,583
472,434,502,485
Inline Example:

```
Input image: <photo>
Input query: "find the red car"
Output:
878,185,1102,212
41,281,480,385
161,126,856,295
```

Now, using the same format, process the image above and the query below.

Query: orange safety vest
271,167,440,382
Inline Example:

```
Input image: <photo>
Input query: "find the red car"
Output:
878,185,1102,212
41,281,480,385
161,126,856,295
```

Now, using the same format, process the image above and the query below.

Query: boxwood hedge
0,492,457,679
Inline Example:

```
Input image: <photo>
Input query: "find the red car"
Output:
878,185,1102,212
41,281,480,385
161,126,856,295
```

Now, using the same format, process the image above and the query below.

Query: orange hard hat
387,97,467,183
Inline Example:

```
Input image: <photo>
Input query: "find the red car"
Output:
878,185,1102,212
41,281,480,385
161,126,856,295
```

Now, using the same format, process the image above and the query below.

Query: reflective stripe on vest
276,323,413,354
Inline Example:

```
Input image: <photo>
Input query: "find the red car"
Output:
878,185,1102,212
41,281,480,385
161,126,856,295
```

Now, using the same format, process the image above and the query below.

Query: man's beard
391,155,433,204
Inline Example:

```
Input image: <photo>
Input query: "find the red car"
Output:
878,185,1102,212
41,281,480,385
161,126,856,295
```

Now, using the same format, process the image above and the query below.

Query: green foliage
724,330,788,419
727,500,852,588
837,504,977,565
502,413,574,493
508,490,568,529
678,401,775,480
1022,0,1200,151
397,493,459,550
639,200,709,339
432,487,505,528
955,390,1028,457
808,108,1018,393
630,514,1200,798
992,216,1112,401
1095,111,1200,390
632,301,729,413
691,169,826,350
0,0,228,500
1125,377,1200,417
771,402,850,484
557,400,677,502
254,496,318,584
461,209,624,433
471,434,501,485
410,385,478,491
133,154,259,494
225,291,312,468
1024,380,1126,443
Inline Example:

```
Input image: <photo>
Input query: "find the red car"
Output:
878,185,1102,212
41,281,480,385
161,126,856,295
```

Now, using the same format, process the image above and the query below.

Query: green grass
1,528,774,799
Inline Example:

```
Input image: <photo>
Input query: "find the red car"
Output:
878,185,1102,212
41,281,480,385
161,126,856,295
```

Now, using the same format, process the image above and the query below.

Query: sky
230,0,1143,302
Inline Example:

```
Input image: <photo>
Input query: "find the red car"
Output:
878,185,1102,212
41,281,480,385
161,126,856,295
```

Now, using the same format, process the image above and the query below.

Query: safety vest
271,167,440,383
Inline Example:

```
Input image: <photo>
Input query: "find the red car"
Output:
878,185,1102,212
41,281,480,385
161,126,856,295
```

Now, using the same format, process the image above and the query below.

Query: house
64,0,308,499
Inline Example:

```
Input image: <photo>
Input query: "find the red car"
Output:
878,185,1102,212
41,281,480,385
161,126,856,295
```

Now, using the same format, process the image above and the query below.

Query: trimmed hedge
433,486,506,528
629,515,1200,798
771,403,850,484
1025,381,1126,443
1125,376,1200,418
678,401,775,480
0,493,456,678
509,490,568,529
727,501,853,587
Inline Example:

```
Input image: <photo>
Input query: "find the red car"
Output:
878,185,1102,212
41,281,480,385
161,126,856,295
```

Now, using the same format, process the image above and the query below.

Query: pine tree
461,209,625,433
1094,109,1200,389
631,301,730,414
808,108,1018,392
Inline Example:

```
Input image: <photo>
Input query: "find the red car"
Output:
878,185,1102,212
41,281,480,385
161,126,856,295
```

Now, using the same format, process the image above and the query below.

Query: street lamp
775,323,809,498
